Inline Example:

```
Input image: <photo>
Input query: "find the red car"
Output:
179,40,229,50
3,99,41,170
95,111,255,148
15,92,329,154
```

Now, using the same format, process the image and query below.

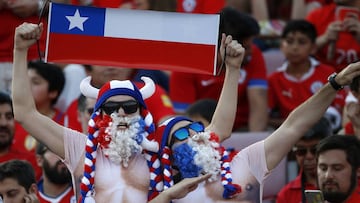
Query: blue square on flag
50,3,105,36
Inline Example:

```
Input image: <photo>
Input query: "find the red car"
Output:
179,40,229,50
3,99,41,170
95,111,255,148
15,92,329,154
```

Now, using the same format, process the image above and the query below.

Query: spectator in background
0,160,40,203
0,0,68,94
306,0,360,72
35,142,75,202
185,98,217,127
268,19,345,130
276,117,332,203
170,7,268,132
0,92,41,180
316,135,360,202
13,61,66,153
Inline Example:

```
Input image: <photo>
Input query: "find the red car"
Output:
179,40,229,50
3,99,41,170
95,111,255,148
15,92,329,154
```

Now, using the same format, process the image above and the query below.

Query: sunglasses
170,122,205,146
100,100,139,115
292,145,317,156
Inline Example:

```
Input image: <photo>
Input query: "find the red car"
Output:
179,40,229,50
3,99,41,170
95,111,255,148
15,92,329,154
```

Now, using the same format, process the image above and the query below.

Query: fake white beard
188,131,221,182
102,114,143,167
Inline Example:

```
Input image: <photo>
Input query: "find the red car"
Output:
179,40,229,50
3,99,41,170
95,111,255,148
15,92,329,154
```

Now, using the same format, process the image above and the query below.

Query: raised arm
206,34,245,141
264,62,360,170
12,22,65,158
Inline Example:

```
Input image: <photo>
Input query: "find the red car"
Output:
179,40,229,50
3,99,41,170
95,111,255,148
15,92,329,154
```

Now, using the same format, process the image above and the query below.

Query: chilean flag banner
45,3,220,75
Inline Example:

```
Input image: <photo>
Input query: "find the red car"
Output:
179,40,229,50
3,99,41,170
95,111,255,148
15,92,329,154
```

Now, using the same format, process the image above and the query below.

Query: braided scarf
79,109,157,203
220,148,242,198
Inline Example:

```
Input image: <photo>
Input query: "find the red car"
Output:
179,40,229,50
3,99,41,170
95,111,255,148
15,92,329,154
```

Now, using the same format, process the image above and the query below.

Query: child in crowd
268,19,345,130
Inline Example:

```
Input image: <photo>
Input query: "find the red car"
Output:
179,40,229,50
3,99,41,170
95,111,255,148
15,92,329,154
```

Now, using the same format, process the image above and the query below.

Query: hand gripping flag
45,3,220,75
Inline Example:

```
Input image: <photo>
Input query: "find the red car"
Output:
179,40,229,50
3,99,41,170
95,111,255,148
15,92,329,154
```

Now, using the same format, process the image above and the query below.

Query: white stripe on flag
104,9,220,45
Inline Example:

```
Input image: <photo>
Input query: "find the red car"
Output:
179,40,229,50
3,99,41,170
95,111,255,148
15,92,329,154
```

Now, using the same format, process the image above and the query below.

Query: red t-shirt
0,148,42,180
268,59,345,119
170,44,267,130
277,172,317,203
346,184,360,202
306,3,360,72
0,10,47,62
37,179,76,203
176,0,224,14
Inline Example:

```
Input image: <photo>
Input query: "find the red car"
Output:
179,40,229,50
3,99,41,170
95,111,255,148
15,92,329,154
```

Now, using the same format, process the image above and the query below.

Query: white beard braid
188,131,221,182
103,114,143,167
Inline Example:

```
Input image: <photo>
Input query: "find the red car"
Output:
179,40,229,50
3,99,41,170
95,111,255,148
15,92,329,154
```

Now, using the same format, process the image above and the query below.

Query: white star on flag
66,9,88,31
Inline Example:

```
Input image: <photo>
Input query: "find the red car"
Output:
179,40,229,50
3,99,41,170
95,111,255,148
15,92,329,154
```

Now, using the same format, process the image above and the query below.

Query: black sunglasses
100,100,139,115
292,145,317,156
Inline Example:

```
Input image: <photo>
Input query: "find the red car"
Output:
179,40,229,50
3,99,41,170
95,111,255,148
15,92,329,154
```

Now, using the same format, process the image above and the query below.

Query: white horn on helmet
80,76,99,99
139,77,155,100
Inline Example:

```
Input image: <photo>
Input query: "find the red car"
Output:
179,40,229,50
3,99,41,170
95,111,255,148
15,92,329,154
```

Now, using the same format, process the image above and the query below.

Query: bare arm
12,23,65,158
207,34,245,141
248,87,268,131
264,62,360,170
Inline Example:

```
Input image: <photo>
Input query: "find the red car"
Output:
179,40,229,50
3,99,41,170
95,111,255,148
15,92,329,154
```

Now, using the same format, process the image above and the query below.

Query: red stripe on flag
46,33,217,75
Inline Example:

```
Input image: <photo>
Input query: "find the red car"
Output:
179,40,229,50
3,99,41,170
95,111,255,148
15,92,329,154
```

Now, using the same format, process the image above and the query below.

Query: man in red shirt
277,117,332,203
316,135,360,203
170,7,268,132
306,1,360,72
35,143,75,203
0,92,41,180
